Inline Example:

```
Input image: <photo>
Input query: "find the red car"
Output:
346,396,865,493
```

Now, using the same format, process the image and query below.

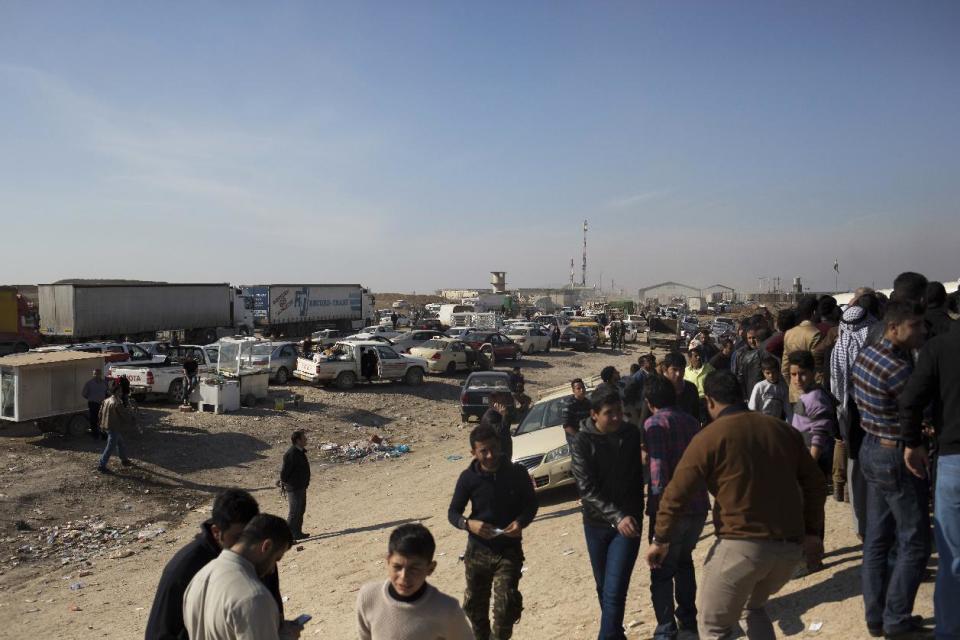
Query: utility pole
581,219,588,287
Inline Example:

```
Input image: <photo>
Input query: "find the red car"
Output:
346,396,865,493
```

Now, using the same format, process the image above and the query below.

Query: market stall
214,338,271,407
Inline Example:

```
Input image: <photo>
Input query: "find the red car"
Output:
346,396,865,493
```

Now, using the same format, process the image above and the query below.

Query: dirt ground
0,342,935,639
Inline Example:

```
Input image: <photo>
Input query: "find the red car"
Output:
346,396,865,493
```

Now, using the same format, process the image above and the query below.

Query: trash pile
5,515,166,569
318,436,411,463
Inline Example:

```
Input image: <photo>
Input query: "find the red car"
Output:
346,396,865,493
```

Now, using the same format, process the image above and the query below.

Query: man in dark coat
280,429,311,539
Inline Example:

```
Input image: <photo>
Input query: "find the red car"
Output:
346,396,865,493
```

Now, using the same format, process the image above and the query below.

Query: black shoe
121,459,133,467
295,532,311,540
869,616,928,638
96,466,112,474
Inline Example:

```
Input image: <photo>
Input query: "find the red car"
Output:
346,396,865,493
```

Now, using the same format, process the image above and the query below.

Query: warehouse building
637,281,701,305
702,283,736,303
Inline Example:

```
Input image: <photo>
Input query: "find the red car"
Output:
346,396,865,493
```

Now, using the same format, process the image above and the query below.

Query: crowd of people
139,271,957,640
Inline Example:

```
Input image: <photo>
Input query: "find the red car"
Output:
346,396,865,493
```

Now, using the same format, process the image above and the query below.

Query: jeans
98,430,128,469
648,512,706,639
848,458,868,538
583,523,641,640
287,487,307,536
859,435,932,634
935,454,960,639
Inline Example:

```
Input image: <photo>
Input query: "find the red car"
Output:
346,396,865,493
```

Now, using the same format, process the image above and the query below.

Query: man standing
592,366,622,401
852,301,931,638
448,424,538,640
708,339,734,372
280,430,311,540
641,352,701,425
183,514,293,640
642,376,708,640
82,368,108,439
647,371,826,640
146,489,291,640
571,392,645,640
782,296,823,403
899,313,960,640
562,379,592,447
735,327,767,403
182,357,200,407
97,383,134,473
683,346,714,400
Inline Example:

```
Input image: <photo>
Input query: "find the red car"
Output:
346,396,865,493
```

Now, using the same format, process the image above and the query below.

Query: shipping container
240,284,374,335
38,283,235,339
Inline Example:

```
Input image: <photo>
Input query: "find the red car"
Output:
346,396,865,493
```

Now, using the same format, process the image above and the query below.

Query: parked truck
107,344,220,402
241,284,375,337
0,287,42,355
38,283,254,344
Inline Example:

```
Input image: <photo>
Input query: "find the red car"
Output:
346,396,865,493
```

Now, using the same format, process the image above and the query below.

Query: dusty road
0,343,935,639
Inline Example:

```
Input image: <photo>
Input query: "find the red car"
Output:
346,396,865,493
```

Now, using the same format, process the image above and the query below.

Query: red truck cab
0,287,42,354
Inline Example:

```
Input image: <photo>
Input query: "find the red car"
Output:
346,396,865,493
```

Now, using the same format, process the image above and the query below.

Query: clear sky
2,1,958,294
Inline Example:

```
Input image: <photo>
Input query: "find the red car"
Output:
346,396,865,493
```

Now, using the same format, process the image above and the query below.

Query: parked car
136,341,172,357
350,325,402,340
511,387,580,492
710,316,737,338
408,338,487,374
310,329,348,349
108,344,219,402
459,370,512,422
390,330,446,353
413,317,443,331
460,331,521,363
559,327,597,351
504,327,552,354
568,319,606,344
444,326,476,338
604,322,638,344
250,341,299,384
680,315,700,341
293,341,427,390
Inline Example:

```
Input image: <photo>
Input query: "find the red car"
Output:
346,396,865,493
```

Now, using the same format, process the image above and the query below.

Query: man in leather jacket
571,391,644,640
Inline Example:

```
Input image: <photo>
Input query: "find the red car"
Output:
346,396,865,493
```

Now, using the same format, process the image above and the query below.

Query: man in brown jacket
97,383,134,473
646,370,826,640
781,296,823,402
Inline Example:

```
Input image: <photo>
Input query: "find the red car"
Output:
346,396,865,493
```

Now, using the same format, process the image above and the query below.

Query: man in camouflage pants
448,424,538,639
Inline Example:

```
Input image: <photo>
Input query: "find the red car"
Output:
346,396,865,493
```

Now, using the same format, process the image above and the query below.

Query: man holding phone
448,424,538,640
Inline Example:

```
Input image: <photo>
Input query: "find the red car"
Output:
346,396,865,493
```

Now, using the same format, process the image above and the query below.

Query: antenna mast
581,219,588,287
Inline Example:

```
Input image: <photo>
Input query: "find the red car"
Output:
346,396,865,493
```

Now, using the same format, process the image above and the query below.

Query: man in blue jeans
852,300,931,638
642,375,708,639
899,315,960,639
571,391,644,640
97,383,134,473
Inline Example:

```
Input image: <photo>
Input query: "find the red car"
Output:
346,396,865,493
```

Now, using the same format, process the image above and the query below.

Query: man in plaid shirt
642,375,708,640
851,300,931,638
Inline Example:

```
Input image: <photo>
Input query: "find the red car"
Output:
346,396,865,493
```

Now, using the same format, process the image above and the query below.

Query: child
787,350,837,480
356,523,474,640
748,356,792,422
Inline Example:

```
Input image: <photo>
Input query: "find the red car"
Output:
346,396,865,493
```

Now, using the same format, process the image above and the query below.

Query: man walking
899,312,960,639
735,327,768,403
97,383,134,473
852,301,931,638
82,368,108,439
646,371,826,640
280,430,311,540
480,391,515,461
183,514,293,640
146,488,291,640
448,424,538,640
571,392,645,640
642,375,708,640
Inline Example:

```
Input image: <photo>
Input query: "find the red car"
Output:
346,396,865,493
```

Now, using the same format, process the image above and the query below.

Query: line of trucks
0,282,376,354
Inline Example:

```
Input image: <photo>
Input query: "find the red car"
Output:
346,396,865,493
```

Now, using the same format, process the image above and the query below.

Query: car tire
275,367,289,385
446,361,457,375
167,379,184,404
13,342,29,354
404,367,424,386
65,413,90,438
335,371,357,390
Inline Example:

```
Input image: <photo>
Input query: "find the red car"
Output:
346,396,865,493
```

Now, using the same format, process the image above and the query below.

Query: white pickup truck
107,344,220,402
293,340,427,390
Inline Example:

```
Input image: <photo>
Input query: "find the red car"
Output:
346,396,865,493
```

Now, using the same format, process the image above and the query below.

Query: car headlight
542,444,570,464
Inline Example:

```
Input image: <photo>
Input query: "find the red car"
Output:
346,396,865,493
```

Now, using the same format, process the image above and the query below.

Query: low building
637,281,701,305
703,284,736,303
437,289,481,301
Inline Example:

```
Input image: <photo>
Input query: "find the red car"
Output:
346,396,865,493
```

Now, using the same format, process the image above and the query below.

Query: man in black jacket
479,391,514,461
280,429,311,539
571,391,645,640
448,424,539,640
562,378,592,446
899,325,960,639
144,488,289,640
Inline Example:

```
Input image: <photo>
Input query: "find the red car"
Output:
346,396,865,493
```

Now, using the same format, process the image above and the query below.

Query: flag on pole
833,259,839,273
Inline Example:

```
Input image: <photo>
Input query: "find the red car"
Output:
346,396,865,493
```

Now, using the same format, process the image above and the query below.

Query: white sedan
504,327,552,354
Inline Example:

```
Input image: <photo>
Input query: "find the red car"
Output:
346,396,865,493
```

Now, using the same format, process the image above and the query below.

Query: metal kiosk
0,351,105,436
216,338,271,407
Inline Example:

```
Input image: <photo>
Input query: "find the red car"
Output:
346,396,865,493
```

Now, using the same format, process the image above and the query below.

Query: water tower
490,272,506,293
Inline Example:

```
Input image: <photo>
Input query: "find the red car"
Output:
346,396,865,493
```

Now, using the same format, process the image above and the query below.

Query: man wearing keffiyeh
830,292,879,538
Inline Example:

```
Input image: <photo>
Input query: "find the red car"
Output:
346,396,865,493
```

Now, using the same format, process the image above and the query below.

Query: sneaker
833,484,845,502
96,466,112,474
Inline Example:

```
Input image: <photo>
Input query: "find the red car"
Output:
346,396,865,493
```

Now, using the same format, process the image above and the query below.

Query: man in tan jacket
781,296,822,402
97,383,134,473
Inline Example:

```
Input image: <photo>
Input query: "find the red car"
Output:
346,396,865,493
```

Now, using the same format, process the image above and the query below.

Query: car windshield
419,340,448,349
462,333,490,342
515,395,569,435
466,374,510,388
252,344,274,356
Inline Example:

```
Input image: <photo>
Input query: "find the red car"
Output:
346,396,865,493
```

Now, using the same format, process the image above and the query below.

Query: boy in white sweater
748,357,793,422
357,523,474,640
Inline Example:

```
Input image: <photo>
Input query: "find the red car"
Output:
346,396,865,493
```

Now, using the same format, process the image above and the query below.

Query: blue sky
1,1,958,294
